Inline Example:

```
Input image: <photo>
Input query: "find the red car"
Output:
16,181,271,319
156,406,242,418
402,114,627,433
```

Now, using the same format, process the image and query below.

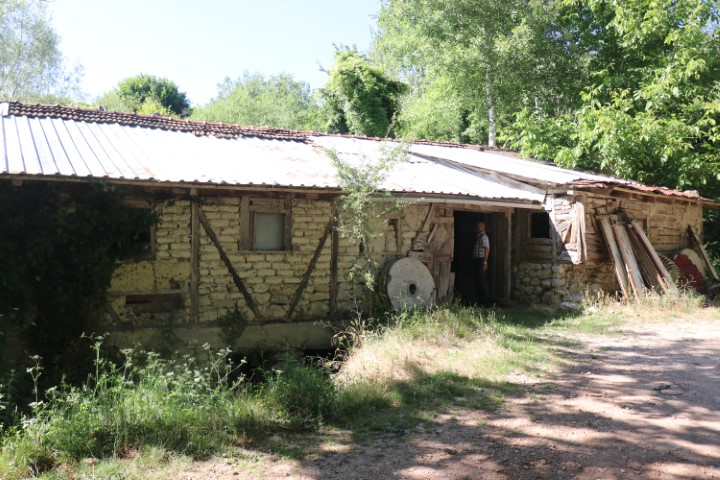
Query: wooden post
239,196,250,250
190,196,200,323
505,211,512,301
329,201,339,317
285,221,333,321
196,206,262,320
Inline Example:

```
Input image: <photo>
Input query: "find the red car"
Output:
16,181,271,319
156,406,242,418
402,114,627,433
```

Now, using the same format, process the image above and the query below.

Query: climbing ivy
0,181,158,377
327,142,409,291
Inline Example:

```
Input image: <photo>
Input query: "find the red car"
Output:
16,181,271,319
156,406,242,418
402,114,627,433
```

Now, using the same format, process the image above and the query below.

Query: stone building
1,102,716,351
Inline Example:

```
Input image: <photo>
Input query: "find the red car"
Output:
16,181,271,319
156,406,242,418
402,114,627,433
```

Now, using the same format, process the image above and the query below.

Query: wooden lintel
196,206,262,320
285,221,333,321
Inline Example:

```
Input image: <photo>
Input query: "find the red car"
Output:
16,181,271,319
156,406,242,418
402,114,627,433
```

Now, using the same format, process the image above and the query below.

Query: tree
0,0,81,102
372,0,583,145
321,49,407,138
191,72,321,130
97,74,191,117
508,0,720,193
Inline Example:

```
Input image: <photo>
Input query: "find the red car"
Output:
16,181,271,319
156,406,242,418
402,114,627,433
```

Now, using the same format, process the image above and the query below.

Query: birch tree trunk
485,67,496,147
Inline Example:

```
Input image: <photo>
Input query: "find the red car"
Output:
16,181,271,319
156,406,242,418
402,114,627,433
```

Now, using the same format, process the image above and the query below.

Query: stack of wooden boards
595,207,677,300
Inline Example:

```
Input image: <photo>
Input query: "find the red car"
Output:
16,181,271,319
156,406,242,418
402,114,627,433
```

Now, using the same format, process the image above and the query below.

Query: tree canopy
372,0,583,145
321,49,408,138
96,74,191,117
0,0,81,102
191,72,321,130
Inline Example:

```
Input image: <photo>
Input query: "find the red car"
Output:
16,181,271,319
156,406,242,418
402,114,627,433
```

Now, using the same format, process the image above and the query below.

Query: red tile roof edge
4,101,311,142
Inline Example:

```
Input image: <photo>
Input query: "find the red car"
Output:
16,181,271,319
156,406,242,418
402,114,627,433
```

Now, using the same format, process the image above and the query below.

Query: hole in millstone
408,283,418,295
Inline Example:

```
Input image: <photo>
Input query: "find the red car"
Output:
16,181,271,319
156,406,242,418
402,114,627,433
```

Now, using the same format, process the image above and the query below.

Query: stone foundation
512,261,617,305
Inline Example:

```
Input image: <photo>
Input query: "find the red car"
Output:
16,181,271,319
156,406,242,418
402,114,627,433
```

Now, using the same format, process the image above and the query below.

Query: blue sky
47,0,382,106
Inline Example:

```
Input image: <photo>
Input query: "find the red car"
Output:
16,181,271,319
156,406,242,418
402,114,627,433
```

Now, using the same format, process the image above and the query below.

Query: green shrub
265,356,336,428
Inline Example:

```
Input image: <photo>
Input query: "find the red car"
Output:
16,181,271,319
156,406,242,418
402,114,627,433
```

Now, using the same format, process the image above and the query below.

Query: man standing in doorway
473,220,490,308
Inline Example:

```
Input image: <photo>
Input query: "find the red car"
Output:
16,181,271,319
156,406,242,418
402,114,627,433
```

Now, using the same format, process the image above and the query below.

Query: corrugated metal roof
0,109,544,204
409,143,623,186
1,101,712,205
1,114,337,187
310,136,546,203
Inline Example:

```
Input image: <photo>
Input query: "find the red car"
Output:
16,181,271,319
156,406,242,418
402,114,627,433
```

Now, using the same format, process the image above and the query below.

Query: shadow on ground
234,318,720,480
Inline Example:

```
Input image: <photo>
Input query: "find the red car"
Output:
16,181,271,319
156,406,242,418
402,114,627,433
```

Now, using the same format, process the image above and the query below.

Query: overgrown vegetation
0,182,158,407
326,142,409,291
4,296,716,479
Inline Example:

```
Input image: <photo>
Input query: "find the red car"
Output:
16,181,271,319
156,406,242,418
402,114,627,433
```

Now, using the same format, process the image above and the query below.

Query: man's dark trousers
473,258,490,308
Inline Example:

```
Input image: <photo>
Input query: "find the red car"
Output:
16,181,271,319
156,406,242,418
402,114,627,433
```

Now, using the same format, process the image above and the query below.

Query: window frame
240,195,292,252
528,211,552,241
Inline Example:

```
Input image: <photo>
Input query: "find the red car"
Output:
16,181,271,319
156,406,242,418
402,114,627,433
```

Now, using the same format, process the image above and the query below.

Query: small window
253,213,286,251
530,212,551,239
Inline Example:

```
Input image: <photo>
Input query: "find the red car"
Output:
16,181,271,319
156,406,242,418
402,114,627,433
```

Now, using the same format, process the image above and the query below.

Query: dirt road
182,318,720,479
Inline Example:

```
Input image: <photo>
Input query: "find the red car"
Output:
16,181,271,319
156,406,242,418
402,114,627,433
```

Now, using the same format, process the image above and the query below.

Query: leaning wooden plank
627,226,665,291
197,207,262,320
688,226,720,282
285,221,333,321
576,199,587,262
597,216,630,299
629,220,676,290
612,222,645,300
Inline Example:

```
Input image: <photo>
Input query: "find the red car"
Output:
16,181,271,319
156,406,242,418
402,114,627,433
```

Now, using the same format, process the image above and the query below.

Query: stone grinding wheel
385,257,435,310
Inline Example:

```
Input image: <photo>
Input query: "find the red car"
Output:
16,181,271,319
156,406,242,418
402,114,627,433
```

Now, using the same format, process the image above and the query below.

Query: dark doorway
452,210,510,306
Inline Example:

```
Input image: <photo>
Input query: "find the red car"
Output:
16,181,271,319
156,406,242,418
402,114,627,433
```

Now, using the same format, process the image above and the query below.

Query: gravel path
177,318,720,480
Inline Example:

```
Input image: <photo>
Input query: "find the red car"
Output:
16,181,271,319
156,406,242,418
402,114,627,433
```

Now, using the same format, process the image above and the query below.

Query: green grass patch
3,299,716,478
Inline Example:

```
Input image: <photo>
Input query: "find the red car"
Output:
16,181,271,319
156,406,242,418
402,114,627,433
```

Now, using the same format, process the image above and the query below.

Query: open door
452,211,511,306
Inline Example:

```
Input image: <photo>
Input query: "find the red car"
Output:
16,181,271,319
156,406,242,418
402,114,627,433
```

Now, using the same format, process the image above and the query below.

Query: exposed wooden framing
396,209,404,253
576,197,587,263
239,196,250,250
285,221,333,321
412,203,435,247
284,194,293,252
190,197,201,323
329,200,339,317
549,194,558,262
505,211,512,300
196,206,262,319
125,293,184,314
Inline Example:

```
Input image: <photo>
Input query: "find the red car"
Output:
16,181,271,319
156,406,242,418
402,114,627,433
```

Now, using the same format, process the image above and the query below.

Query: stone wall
512,261,616,305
